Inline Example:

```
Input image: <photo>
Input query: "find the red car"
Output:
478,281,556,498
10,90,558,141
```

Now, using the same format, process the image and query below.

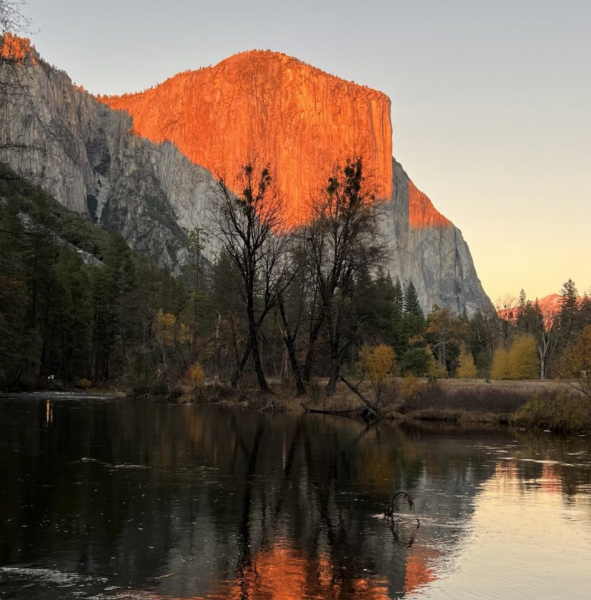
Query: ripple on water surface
0,400,590,599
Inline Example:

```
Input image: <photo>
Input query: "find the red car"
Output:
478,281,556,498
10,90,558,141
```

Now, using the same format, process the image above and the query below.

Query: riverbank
202,377,591,434
2,378,590,434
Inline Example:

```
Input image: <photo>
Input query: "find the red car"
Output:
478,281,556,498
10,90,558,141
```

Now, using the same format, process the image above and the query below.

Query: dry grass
512,393,591,433
403,379,577,414
165,376,591,433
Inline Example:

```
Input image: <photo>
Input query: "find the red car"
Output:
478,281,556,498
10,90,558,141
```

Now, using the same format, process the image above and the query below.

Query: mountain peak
98,50,393,224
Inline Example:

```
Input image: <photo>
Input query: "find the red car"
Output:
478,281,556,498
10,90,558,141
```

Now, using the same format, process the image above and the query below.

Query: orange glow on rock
98,50,393,226
0,33,36,64
408,180,452,229
497,293,564,324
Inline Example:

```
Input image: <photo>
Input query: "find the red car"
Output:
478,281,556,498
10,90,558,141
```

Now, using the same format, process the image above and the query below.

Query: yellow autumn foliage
427,351,447,379
154,309,176,347
456,344,478,379
491,335,539,380
358,344,396,384
558,325,591,398
78,378,92,390
507,334,539,379
188,363,205,388
358,344,396,403
491,348,510,380
400,372,423,399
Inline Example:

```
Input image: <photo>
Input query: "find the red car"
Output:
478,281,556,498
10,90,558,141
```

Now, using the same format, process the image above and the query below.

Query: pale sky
20,0,591,302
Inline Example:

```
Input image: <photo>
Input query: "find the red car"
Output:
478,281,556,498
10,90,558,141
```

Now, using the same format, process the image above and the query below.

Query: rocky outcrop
0,35,219,268
0,35,492,314
382,161,492,314
100,51,393,226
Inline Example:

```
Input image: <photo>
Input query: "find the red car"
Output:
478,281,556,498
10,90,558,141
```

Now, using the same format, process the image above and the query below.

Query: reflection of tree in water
0,401,590,599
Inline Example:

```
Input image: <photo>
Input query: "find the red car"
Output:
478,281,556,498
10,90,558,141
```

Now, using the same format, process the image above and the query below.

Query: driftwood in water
384,491,420,547
385,491,415,517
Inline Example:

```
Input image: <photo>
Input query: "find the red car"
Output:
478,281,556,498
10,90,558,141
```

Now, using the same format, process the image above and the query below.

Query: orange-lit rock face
408,180,452,229
497,293,563,323
0,33,36,63
99,50,393,225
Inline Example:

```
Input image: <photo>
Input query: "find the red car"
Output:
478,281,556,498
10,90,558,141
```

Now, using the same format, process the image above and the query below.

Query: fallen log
300,402,366,415
339,375,381,415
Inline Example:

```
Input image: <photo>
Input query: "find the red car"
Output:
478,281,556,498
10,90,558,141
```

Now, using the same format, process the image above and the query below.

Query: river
0,397,590,599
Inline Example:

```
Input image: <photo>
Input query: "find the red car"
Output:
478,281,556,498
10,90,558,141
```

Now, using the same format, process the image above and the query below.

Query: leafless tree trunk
209,163,295,394
306,158,387,396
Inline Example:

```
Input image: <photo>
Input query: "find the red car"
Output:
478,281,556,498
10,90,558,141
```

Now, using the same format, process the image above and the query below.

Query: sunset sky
22,0,591,303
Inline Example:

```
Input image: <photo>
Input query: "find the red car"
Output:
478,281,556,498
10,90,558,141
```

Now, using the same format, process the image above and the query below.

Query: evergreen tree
393,277,404,319
403,281,423,318
399,282,426,351
559,279,580,345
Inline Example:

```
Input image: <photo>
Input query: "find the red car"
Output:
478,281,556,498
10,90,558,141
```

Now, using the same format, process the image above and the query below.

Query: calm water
0,399,590,599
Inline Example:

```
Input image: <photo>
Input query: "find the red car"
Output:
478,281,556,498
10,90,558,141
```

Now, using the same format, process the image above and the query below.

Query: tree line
2,161,590,400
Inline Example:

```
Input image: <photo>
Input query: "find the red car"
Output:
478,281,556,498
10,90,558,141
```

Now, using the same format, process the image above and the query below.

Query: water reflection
0,401,590,599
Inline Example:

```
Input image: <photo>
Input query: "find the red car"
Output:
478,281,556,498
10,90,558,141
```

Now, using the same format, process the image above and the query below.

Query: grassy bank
180,378,591,434
401,380,590,432
4,377,588,433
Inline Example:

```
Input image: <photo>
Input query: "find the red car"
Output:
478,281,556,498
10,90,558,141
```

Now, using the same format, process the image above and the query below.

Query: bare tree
0,1,31,33
307,158,387,396
210,164,294,393
273,233,309,395
186,228,206,363
527,300,559,380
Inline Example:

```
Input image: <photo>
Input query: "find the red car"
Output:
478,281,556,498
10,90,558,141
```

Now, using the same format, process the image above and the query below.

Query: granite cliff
0,34,492,314
100,50,393,226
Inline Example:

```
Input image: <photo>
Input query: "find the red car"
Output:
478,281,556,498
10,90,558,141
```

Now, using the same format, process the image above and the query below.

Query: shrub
491,335,540,381
513,393,591,433
427,354,447,380
187,363,205,388
78,378,92,390
400,372,423,400
358,343,396,403
558,325,591,398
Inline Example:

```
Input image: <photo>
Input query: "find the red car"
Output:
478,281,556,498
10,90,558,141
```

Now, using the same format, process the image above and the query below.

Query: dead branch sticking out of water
385,491,414,516
384,491,420,547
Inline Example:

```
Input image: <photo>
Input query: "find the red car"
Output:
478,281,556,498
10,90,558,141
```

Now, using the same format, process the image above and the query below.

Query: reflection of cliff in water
0,401,588,599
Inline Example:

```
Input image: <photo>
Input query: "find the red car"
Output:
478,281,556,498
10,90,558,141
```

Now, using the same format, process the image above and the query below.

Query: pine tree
392,277,404,321
404,282,423,318
559,279,580,345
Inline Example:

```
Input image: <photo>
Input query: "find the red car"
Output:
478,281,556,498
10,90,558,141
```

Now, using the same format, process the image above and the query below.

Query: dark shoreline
2,382,590,435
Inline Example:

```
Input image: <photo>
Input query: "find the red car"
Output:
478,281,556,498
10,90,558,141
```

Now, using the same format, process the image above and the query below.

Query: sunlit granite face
0,34,493,313
99,50,393,225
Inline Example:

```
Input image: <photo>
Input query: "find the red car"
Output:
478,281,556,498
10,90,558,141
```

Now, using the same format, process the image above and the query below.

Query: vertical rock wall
0,35,492,314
